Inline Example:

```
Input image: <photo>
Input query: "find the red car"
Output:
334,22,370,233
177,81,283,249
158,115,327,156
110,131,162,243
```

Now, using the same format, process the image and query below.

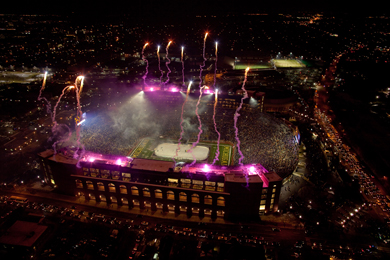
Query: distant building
0,218,48,259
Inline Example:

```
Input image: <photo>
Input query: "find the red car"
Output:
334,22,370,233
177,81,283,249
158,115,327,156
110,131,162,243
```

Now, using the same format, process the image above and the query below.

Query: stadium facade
38,149,282,220
37,88,299,220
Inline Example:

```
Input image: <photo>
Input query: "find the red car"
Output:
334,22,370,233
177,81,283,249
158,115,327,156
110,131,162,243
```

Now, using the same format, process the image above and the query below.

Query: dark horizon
2,0,388,18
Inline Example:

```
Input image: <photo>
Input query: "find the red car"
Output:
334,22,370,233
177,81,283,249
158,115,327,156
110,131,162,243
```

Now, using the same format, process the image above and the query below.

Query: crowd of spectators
78,92,299,177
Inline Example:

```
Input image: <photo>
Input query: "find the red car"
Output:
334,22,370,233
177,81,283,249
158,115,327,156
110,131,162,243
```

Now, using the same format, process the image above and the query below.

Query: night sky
2,0,387,17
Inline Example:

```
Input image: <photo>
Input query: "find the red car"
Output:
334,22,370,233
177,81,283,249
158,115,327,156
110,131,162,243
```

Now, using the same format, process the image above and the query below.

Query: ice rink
154,143,209,161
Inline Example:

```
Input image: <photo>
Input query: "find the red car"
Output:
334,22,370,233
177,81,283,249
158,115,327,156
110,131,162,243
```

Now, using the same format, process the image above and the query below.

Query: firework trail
189,85,205,166
76,144,86,168
37,71,52,115
141,43,149,87
212,90,221,165
181,46,185,87
174,81,192,160
199,33,208,88
213,42,218,89
189,33,208,165
52,124,72,156
211,42,220,165
52,85,74,129
234,68,250,166
164,41,172,87
38,71,47,100
74,76,84,160
51,85,74,153
157,45,163,85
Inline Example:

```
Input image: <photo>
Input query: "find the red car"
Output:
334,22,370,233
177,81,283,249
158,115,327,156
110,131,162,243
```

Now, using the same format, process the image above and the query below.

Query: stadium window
272,188,276,193
179,192,187,202
144,201,152,208
108,183,116,193
192,193,200,203
154,189,163,199
192,180,203,190
204,195,213,205
262,189,268,194
111,171,120,180
168,178,179,187
261,194,267,199
121,197,129,205
192,207,200,214
90,168,99,177
133,199,140,206
83,168,89,176
217,196,225,206
205,181,215,186
217,210,225,217
271,199,275,204
180,178,191,188
131,186,139,196
180,205,187,212
119,185,127,194
204,209,212,215
205,181,216,191
260,200,266,205
167,190,175,200
272,194,275,198
110,196,117,203
97,182,105,191
217,182,224,192
86,181,94,190
89,193,96,200
156,202,163,209
143,188,151,197
259,205,266,211
168,204,175,212
75,179,83,189
101,169,110,179
122,172,131,181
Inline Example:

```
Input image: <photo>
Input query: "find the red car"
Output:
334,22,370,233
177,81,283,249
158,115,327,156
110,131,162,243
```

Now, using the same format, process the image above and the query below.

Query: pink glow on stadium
144,86,162,92
203,164,211,172
116,159,122,165
259,173,269,188
170,87,178,92
88,157,95,162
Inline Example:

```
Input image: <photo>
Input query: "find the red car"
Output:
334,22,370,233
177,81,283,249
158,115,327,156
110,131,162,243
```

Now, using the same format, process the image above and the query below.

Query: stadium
39,86,299,220
75,89,299,178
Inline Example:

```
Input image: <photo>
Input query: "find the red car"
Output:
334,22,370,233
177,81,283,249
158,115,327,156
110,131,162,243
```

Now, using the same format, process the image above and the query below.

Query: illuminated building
38,149,282,220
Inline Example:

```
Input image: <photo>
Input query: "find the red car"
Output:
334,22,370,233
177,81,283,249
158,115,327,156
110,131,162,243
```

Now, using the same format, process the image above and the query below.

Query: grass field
234,64,272,70
128,138,233,166
0,71,44,83
272,59,305,68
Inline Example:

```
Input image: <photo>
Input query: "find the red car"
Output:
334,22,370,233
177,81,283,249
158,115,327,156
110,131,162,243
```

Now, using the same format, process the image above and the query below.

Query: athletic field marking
130,138,150,158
